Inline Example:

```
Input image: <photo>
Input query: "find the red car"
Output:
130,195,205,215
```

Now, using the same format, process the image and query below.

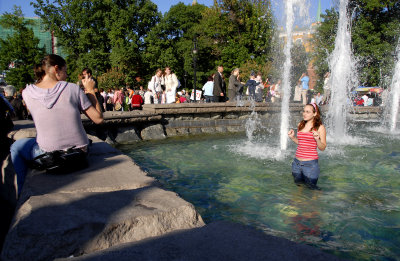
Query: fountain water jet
388,40,400,132
280,0,308,150
326,0,358,140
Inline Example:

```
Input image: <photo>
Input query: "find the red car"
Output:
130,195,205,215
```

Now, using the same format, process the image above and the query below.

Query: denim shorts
291,158,320,186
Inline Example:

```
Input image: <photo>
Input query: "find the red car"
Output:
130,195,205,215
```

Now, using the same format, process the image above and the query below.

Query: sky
0,0,334,25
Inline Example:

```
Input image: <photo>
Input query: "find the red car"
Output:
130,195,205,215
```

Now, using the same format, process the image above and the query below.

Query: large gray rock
1,140,205,261
200,127,216,134
141,124,166,140
227,125,245,133
19,141,156,199
57,221,343,261
115,127,141,144
1,187,204,261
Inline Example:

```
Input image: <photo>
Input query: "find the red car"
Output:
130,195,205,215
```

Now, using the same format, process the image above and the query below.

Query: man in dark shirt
4,85,27,120
213,65,226,102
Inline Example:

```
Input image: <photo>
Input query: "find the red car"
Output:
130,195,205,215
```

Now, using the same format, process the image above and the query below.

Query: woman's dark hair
34,54,66,83
207,76,213,81
298,103,322,131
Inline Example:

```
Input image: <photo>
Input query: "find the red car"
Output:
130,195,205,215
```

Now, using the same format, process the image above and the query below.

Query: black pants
214,96,225,102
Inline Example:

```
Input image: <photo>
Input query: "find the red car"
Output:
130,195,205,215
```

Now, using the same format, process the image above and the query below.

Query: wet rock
115,127,141,144
141,124,166,140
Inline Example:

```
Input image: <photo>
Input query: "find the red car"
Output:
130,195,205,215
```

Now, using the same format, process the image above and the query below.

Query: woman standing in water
288,103,326,188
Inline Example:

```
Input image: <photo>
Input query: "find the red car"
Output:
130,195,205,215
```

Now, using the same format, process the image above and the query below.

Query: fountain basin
118,125,400,260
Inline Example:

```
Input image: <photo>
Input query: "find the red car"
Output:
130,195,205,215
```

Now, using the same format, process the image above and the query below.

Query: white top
149,76,162,93
144,91,153,104
323,77,331,90
162,73,179,104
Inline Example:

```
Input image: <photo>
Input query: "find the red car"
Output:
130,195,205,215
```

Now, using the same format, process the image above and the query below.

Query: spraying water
245,101,260,142
326,0,358,140
388,41,400,132
280,0,308,150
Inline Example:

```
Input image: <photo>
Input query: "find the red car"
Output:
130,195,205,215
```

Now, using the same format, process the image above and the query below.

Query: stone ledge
19,141,156,199
2,188,204,261
1,138,205,261
57,221,343,261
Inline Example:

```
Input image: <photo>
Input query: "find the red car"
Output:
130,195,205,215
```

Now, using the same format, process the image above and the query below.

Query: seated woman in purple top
10,54,104,195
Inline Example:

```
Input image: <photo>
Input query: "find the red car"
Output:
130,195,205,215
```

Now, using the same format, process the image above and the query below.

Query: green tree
197,0,275,77
106,0,160,83
97,68,126,91
0,6,45,90
350,0,400,87
290,40,309,88
312,2,400,88
32,0,111,80
32,0,160,82
144,2,207,87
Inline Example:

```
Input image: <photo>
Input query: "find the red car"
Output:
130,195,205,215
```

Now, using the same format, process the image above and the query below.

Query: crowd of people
2,62,389,125
0,61,341,122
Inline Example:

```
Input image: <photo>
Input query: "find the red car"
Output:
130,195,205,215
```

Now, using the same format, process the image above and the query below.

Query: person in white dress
148,69,163,104
162,67,179,104
293,81,302,102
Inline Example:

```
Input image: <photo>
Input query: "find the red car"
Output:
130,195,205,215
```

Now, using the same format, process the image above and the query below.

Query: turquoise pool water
118,127,400,260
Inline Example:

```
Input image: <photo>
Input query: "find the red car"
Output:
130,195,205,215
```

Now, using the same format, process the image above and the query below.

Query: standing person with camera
10,54,104,196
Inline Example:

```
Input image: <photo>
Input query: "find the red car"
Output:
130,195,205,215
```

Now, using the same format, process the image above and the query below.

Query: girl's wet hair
298,103,322,131
34,54,66,83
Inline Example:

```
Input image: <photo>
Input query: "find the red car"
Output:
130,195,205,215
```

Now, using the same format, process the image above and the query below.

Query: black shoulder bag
29,146,88,174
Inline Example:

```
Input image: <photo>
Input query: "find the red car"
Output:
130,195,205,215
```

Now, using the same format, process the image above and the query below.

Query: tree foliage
32,0,160,82
0,6,45,90
350,0,400,87
312,8,338,88
313,1,400,88
29,0,277,88
97,68,126,91
143,3,207,87
197,0,275,78
291,41,309,86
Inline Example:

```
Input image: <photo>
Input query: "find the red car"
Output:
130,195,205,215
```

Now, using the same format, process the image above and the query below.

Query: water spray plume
388,40,400,132
326,0,358,140
280,0,308,150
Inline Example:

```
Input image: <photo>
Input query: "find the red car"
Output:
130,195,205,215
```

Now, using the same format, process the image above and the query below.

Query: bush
97,68,126,91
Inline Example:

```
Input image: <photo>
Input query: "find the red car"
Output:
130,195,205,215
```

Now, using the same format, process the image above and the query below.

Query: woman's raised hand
82,78,95,93
312,130,320,141
288,129,295,138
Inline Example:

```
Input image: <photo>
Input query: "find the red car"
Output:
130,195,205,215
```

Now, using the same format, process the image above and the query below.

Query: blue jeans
10,138,45,195
205,96,213,103
291,158,320,187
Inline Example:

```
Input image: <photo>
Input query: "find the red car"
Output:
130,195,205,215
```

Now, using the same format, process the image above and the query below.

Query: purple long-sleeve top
23,81,92,152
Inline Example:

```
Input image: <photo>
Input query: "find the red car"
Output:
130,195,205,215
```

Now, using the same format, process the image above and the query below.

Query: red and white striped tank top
295,131,318,160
